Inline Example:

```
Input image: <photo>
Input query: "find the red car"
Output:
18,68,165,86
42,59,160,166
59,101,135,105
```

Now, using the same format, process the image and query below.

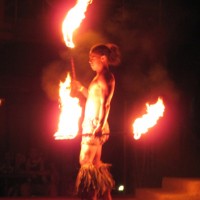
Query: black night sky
0,0,200,196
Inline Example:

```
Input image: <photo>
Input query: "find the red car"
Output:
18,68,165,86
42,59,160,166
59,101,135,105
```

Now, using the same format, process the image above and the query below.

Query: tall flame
62,0,92,48
54,73,82,139
132,97,165,140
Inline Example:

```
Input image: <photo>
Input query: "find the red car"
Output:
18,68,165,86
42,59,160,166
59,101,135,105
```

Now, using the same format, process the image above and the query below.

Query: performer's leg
102,190,112,200
93,144,102,167
90,189,98,200
77,138,113,200
79,143,98,165
93,144,112,200
78,143,98,200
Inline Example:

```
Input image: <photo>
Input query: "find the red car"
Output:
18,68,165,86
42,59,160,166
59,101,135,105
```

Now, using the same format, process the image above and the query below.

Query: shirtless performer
75,43,121,200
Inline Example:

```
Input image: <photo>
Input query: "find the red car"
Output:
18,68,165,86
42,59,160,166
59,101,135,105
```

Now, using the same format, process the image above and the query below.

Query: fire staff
75,43,121,200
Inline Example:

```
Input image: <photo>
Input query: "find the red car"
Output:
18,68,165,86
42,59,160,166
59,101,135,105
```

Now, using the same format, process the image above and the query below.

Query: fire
132,97,165,140
54,73,82,139
54,0,91,139
62,0,93,48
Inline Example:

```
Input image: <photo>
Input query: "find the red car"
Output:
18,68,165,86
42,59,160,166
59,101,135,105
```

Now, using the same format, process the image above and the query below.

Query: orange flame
62,0,92,48
54,73,82,139
132,97,165,140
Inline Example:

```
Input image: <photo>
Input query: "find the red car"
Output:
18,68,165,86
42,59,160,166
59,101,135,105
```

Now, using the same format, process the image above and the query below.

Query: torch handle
70,55,78,97
70,56,76,80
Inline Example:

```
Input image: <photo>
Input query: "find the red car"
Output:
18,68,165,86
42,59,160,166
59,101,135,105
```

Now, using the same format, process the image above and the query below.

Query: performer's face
89,52,103,72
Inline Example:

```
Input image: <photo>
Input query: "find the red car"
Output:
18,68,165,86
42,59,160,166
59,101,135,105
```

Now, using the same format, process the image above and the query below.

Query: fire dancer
75,43,121,200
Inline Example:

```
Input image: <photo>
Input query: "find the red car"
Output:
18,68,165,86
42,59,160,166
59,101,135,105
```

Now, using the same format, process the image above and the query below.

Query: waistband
82,133,110,137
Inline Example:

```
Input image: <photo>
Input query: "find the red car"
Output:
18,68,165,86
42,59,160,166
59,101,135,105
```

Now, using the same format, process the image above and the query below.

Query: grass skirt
75,163,115,198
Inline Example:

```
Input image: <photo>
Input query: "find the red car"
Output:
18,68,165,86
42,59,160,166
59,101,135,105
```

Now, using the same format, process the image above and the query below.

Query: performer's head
89,43,121,71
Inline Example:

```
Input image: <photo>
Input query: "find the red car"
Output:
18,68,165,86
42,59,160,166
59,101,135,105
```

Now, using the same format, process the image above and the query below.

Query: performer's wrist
79,86,84,92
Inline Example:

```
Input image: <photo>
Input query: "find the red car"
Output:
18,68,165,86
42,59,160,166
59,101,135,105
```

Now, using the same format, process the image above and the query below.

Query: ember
132,97,165,140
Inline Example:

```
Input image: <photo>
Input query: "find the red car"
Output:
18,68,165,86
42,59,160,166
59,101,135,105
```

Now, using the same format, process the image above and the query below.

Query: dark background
0,0,200,196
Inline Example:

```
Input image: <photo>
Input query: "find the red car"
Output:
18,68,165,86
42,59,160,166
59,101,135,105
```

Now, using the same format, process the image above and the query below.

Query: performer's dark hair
90,43,121,67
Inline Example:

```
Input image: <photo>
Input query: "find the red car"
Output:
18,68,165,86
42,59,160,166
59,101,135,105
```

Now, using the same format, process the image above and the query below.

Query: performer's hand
71,80,83,92
71,80,88,98
94,131,102,137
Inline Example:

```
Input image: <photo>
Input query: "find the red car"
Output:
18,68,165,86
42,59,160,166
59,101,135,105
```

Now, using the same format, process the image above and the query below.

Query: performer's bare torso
80,68,115,167
82,68,115,135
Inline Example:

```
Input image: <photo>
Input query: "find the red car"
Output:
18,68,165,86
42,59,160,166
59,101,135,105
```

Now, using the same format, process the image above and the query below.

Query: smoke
103,4,179,103
68,30,108,84
42,1,180,104
41,30,107,100
41,50,71,101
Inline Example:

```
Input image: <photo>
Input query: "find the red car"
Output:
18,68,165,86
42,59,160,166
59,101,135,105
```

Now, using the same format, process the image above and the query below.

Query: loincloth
75,163,115,198
81,133,109,145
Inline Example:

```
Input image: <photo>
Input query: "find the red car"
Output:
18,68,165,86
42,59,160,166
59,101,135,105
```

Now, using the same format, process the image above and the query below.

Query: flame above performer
62,0,93,48
132,97,165,140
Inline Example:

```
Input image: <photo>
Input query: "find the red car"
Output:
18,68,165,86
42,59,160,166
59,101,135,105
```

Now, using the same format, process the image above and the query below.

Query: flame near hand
54,0,92,140
54,74,82,140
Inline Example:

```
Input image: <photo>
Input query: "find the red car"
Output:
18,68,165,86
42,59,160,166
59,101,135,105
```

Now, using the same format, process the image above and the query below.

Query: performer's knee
79,156,89,166
79,158,84,166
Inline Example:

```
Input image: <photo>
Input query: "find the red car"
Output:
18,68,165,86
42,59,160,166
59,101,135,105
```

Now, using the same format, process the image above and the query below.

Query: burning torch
61,0,92,78
54,0,92,140
61,0,92,96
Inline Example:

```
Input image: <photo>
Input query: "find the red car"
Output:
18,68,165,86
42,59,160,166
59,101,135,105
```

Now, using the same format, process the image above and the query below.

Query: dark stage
0,0,200,199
